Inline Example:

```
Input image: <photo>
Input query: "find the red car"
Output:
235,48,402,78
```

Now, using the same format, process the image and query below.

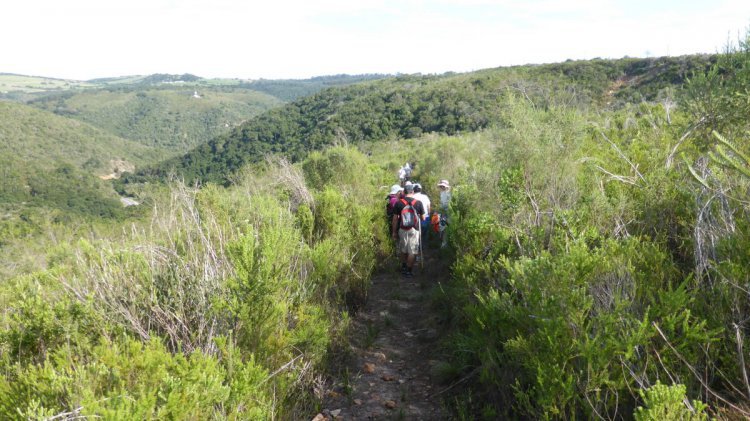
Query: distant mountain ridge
240,74,389,101
0,72,389,102
88,73,202,85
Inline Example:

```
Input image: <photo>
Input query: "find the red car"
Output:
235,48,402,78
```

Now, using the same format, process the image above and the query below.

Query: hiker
391,183,426,277
398,163,412,186
385,184,403,222
437,179,451,212
436,179,451,248
412,183,431,240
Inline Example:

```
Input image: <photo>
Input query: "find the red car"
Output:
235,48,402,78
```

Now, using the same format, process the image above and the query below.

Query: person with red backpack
391,183,425,278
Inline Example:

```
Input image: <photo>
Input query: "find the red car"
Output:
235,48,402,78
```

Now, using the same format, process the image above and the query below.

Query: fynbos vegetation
0,148,385,418
2,35,750,419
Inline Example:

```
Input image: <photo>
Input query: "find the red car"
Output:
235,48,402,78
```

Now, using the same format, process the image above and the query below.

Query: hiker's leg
406,229,420,273
398,230,409,272
406,253,416,269
439,214,448,248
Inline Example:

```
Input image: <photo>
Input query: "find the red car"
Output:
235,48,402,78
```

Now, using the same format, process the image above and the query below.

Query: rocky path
316,251,449,420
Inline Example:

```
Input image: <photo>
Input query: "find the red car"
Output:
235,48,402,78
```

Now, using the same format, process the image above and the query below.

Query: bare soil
317,249,450,420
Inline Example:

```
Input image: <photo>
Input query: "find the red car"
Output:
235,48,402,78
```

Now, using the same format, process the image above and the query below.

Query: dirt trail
317,249,449,420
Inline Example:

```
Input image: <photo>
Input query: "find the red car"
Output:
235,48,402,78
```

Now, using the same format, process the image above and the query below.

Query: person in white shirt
437,179,451,213
412,183,431,251
412,183,431,218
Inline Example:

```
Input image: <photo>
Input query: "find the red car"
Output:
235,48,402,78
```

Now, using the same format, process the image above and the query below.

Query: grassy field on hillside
0,74,96,94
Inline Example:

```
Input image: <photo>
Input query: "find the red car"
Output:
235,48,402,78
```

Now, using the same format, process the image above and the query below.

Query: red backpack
399,198,419,230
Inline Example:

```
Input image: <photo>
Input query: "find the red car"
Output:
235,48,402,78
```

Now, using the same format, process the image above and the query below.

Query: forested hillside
0,101,156,279
0,101,158,173
27,87,282,155
132,55,713,185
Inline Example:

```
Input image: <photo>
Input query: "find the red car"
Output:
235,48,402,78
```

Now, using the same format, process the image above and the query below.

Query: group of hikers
386,162,451,278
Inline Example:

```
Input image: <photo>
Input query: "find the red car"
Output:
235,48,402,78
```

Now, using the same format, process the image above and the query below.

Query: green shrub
0,337,273,420
446,232,719,419
634,382,708,421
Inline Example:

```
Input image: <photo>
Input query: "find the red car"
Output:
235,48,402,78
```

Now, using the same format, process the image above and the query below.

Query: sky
3,0,750,81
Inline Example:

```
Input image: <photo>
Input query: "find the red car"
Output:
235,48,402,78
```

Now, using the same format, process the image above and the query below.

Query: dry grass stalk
63,182,234,355
693,156,735,282
266,156,314,211
598,130,646,184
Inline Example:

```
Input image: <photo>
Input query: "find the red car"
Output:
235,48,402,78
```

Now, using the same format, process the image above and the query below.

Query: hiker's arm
391,214,399,238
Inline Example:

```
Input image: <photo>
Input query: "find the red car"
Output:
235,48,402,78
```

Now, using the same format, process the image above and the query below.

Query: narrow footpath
316,250,449,420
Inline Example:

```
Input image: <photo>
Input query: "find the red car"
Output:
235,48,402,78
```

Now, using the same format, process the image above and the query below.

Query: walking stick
420,220,424,270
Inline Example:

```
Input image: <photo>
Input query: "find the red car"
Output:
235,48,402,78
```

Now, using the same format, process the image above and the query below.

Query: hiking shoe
405,271,414,278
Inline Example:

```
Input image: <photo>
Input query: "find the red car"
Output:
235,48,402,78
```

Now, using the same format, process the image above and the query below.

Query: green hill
27,87,283,155
0,102,157,273
0,101,159,174
133,55,713,185
0,100,161,220
3,73,392,157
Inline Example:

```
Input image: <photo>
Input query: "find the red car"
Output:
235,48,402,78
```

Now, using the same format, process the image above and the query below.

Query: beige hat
437,179,450,188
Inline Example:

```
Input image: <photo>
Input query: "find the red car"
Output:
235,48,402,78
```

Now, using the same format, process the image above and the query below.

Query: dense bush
349,68,750,417
0,147,383,419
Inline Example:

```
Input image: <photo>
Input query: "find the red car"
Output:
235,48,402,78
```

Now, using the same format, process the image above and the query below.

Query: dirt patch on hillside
98,159,135,180
605,76,636,105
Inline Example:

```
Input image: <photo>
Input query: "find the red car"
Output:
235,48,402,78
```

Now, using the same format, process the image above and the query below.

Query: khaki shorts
398,228,420,255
